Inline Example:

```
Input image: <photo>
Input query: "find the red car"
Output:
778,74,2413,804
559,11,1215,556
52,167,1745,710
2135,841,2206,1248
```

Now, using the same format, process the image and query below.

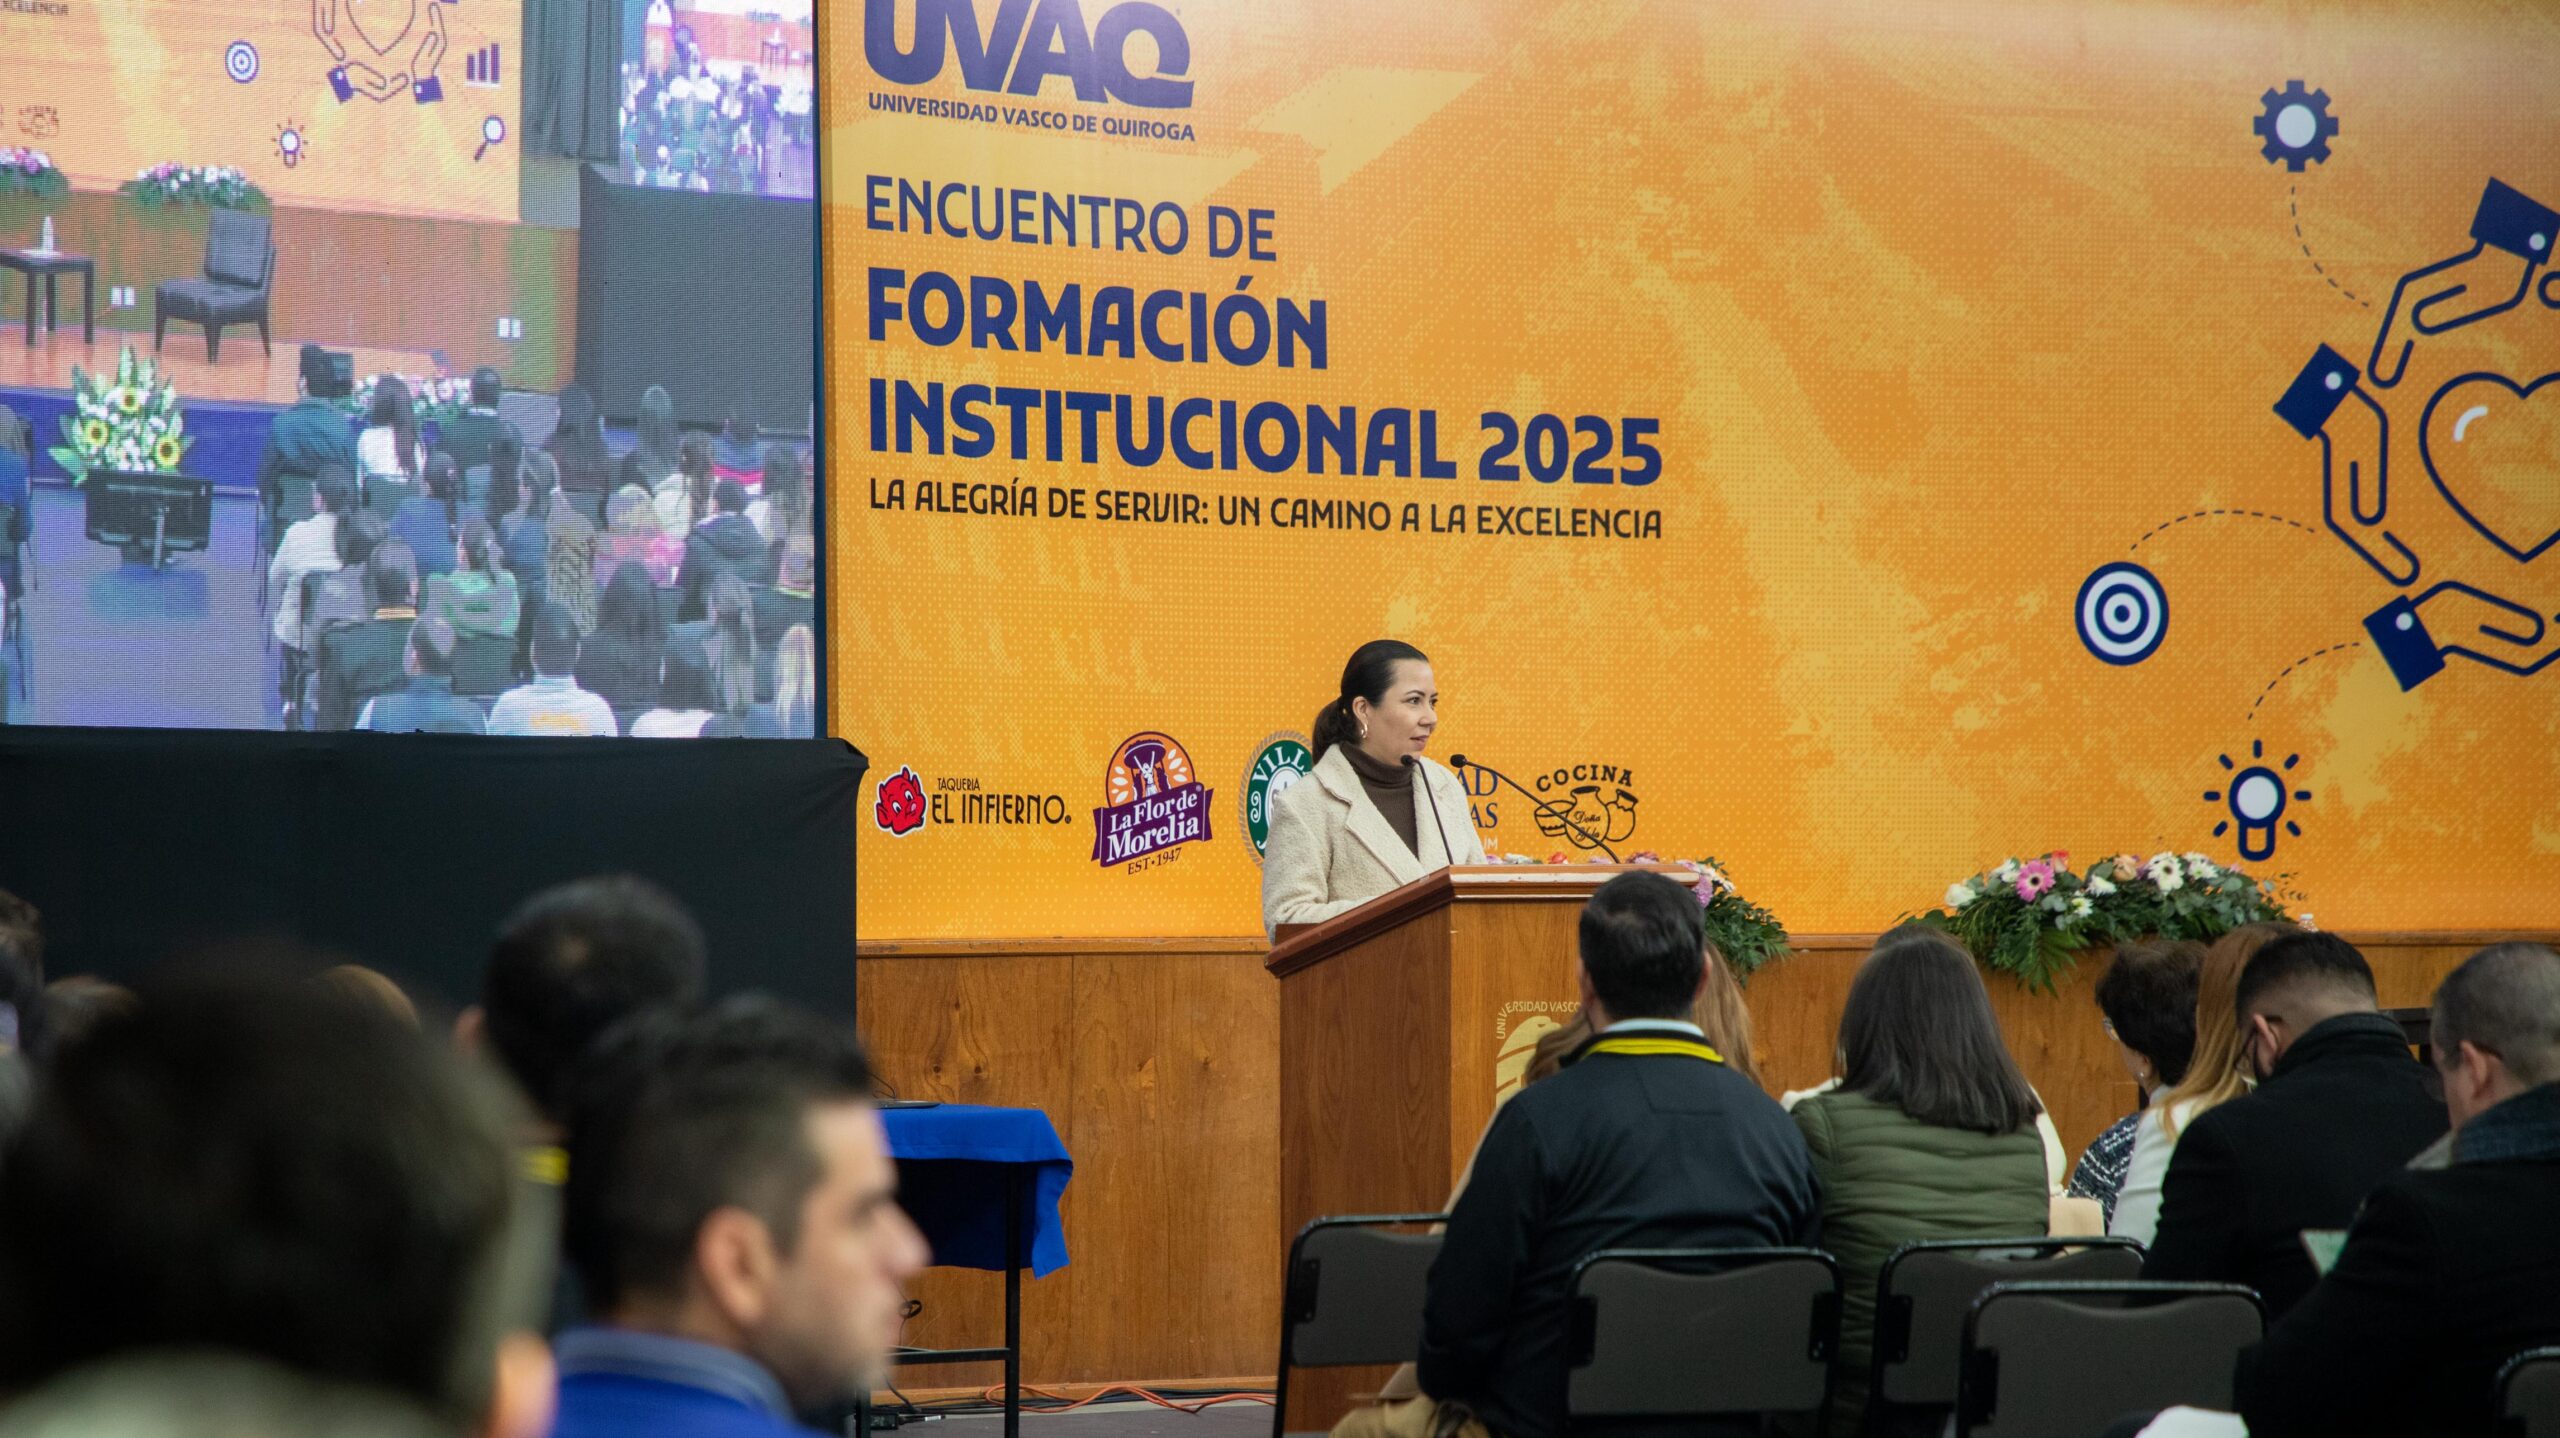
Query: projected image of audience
0,0,818,737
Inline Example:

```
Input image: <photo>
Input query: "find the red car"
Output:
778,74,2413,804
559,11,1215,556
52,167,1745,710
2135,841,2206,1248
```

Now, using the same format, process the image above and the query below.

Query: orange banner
826,0,2560,940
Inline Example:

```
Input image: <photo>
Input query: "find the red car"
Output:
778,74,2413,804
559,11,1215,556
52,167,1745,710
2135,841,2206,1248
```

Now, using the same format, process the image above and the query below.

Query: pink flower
2014,860,2056,902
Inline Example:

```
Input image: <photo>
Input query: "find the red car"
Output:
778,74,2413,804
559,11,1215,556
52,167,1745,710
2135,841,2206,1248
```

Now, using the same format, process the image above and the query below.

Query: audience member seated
656,430,717,536
631,644,741,738
746,445,807,548
632,385,684,492
2111,923,2293,1243
438,367,519,478
0,970,554,1438
315,964,421,1027
713,403,763,479
395,454,465,584
0,1353,459,1438
554,997,928,1438
484,433,526,525
2144,930,2448,1317
426,518,523,642
546,384,615,498
359,617,490,735
316,539,420,731
542,451,601,634
2234,942,2560,1438
1791,926,2050,1438
671,572,757,722
39,975,134,1058
681,480,769,623
604,473,684,588
749,624,817,739
490,603,619,737
757,536,817,653
307,511,389,639
257,345,361,522
579,563,670,712
1334,871,1819,1438
2069,940,2205,1228
358,378,425,491
502,456,556,606
463,873,707,1128
270,467,356,722
0,402,30,612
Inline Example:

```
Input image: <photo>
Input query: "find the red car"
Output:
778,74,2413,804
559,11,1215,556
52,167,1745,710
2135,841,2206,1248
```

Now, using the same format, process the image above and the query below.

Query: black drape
0,730,864,1019
525,0,623,164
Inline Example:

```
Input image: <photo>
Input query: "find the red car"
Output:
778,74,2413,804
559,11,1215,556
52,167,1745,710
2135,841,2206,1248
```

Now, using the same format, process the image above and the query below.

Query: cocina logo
863,0,1194,109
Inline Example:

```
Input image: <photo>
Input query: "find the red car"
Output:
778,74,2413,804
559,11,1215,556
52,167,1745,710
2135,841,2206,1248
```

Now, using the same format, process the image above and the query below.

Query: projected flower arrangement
0,146,67,199
50,345,195,483
120,163,269,211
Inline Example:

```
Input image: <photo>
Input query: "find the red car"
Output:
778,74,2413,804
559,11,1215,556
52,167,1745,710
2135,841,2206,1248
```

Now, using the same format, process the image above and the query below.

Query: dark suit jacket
2143,1011,2446,1317
2235,1082,2560,1438
1417,1031,1822,1438
678,513,770,621
436,408,516,477
257,398,358,511
315,614,416,732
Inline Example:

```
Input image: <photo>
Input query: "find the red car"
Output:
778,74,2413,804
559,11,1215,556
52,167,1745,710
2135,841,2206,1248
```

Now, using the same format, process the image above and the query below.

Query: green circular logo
1240,733,1314,863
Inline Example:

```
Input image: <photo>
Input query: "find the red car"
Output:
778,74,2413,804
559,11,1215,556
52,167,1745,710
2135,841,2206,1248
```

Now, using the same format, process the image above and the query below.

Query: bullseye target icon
226,41,261,84
2076,561,2169,665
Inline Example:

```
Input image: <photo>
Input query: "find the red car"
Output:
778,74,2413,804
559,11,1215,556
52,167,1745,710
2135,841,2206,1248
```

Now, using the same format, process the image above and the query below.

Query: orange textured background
827,0,2560,940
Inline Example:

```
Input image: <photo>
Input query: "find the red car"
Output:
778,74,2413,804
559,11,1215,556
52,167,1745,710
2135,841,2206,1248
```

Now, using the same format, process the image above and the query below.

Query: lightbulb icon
2205,740,2313,862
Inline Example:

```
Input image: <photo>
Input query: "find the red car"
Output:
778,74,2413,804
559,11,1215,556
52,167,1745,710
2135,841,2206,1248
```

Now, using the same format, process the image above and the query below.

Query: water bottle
40,214,54,253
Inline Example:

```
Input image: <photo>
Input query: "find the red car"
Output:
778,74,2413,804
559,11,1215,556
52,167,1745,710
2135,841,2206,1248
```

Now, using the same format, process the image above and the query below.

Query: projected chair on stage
86,470,214,571
154,210,277,364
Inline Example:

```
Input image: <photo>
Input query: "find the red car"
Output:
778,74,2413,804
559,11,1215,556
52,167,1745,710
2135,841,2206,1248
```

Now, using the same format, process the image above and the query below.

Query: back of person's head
706,574,755,713
761,446,807,535
423,451,459,504
2158,920,2299,1129
775,624,816,733
679,431,715,488
2095,939,2206,1088
597,560,665,645
528,601,580,678
2235,930,2378,1028
1839,926,2040,1135
713,477,748,515
299,344,333,394
334,510,386,568
1527,941,1761,1089
0,969,551,1431
315,466,356,517
1576,871,1707,1021
553,384,597,441
40,975,134,1059
470,366,503,409
563,995,923,1406
409,614,457,677
485,436,523,521
314,965,419,1027
370,538,418,610
458,517,502,576
479,876,706,1118
638,385,679,461
614,453,651,500
368,379,409,431
725,400,759,445
2432,943,2560,1132
521,450,560,514
0,1352,462,1438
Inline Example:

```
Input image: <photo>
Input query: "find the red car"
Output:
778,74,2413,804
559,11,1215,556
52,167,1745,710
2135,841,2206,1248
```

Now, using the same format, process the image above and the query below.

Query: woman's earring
1358,724,1369,739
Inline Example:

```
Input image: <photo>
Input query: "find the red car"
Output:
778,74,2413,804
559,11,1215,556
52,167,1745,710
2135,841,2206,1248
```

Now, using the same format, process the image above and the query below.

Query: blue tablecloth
882,1103,1071,1278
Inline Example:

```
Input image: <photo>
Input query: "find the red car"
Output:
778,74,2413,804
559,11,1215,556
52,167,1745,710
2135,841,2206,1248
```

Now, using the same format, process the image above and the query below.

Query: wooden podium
1265,864,1699,1426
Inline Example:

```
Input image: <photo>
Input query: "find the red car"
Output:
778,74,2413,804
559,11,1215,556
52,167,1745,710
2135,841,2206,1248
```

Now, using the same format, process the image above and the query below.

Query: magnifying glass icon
474,114,506,161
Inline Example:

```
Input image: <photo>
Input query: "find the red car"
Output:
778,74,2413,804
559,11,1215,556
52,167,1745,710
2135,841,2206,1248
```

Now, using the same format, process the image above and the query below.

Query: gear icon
2254,80,2338,172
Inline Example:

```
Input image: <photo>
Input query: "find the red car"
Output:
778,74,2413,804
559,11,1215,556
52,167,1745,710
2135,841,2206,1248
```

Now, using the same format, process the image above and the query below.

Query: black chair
450,633,517,697
154,209,275,363
259,473,321,621
1956,1281,2263,1437
1272,1214,1445,1438
1568,1247,1839,1430
1871,1237,2147,1431
366,474,414,520
2504,1348,2560,1437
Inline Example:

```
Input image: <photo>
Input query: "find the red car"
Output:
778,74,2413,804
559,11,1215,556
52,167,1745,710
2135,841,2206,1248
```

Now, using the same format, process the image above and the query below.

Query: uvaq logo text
864,0,1195,109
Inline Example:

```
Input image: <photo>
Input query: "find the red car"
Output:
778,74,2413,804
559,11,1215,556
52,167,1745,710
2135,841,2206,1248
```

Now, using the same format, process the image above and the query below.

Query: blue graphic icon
466,44,503,87
474,114,506,162
2276,344,2416,586
225,40,261,84
2369,179,2556,388
2207,740,2311,862
328,66,355,103
2076,562,2169,666
2254,80,2337,172
2421,371,2560,563
414,75,444,104
274,122,305,169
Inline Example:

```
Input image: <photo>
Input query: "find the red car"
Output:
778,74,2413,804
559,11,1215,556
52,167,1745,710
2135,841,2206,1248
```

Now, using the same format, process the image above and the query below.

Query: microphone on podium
1446,754,1621,862
1404,753,1454,863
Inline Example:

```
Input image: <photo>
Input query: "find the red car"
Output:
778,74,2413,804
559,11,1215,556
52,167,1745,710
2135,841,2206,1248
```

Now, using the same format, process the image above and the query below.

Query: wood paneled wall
857,929,2552,1389
0,192,576,388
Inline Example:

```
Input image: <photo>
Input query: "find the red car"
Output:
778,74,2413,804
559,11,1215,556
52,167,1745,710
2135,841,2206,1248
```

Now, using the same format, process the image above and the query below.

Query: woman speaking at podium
1262,640,1487,937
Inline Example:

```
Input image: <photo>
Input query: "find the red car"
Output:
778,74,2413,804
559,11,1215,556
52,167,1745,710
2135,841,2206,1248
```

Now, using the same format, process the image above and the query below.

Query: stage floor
0,320,441,407
7,485,279,730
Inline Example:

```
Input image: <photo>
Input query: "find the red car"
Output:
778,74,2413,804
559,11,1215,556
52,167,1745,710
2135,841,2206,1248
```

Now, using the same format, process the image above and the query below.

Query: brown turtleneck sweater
1339,742,1420,857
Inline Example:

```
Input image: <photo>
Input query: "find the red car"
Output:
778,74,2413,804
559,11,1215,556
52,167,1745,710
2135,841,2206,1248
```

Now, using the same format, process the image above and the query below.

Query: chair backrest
368,476,414,518
1281,1215,1445,1369
2504,1348,2560,1438
204,209,273,289
1568,1248,1839,1421
1876,1237,2147,1406
450,633,517,697
1957,1281,2263,1438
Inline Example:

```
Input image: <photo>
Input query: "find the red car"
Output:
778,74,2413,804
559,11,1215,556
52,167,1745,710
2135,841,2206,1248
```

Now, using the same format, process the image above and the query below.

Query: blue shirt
552,1328,827,1438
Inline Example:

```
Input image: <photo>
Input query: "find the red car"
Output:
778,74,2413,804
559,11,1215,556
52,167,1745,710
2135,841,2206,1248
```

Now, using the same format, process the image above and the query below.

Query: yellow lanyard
1584,1036,1726,1065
